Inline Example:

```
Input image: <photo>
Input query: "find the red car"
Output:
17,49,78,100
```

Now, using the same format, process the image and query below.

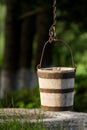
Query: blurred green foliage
74,75,87,112
0,5,5,69
0,86,40,108
0,2,87,112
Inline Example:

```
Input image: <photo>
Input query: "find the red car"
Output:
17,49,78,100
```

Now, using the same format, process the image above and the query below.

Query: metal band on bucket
40,88,74,93
38,71,75,79
41,105,73,111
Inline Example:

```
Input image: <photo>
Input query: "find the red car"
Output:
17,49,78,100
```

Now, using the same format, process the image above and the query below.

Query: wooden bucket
37,39,76,111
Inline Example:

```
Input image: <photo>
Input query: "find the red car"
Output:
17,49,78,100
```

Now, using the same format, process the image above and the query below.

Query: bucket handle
37,38,76,69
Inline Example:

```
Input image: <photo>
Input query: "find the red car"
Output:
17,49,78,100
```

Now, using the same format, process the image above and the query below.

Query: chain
37,0,76,69
53,0,56,28
49,0,57,43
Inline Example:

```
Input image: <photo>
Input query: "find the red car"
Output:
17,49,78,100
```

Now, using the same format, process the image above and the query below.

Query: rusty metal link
49,0,57,43
49,24,55,43
53,0,56,27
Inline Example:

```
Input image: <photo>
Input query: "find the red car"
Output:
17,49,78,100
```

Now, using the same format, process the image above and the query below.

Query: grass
0,119,46,130
0,108,46,130
0,109,65,130
0,119,65,130
0,86,40,108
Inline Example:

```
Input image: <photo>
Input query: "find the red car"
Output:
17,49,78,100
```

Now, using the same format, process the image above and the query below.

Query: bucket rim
37,67,76,73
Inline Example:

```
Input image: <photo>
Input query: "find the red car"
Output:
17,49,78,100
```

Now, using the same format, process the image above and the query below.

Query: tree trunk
0,0,21,98
35,8,53,68
18,15,36,89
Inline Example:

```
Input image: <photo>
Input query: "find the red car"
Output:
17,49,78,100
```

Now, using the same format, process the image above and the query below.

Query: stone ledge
0,108,87,130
